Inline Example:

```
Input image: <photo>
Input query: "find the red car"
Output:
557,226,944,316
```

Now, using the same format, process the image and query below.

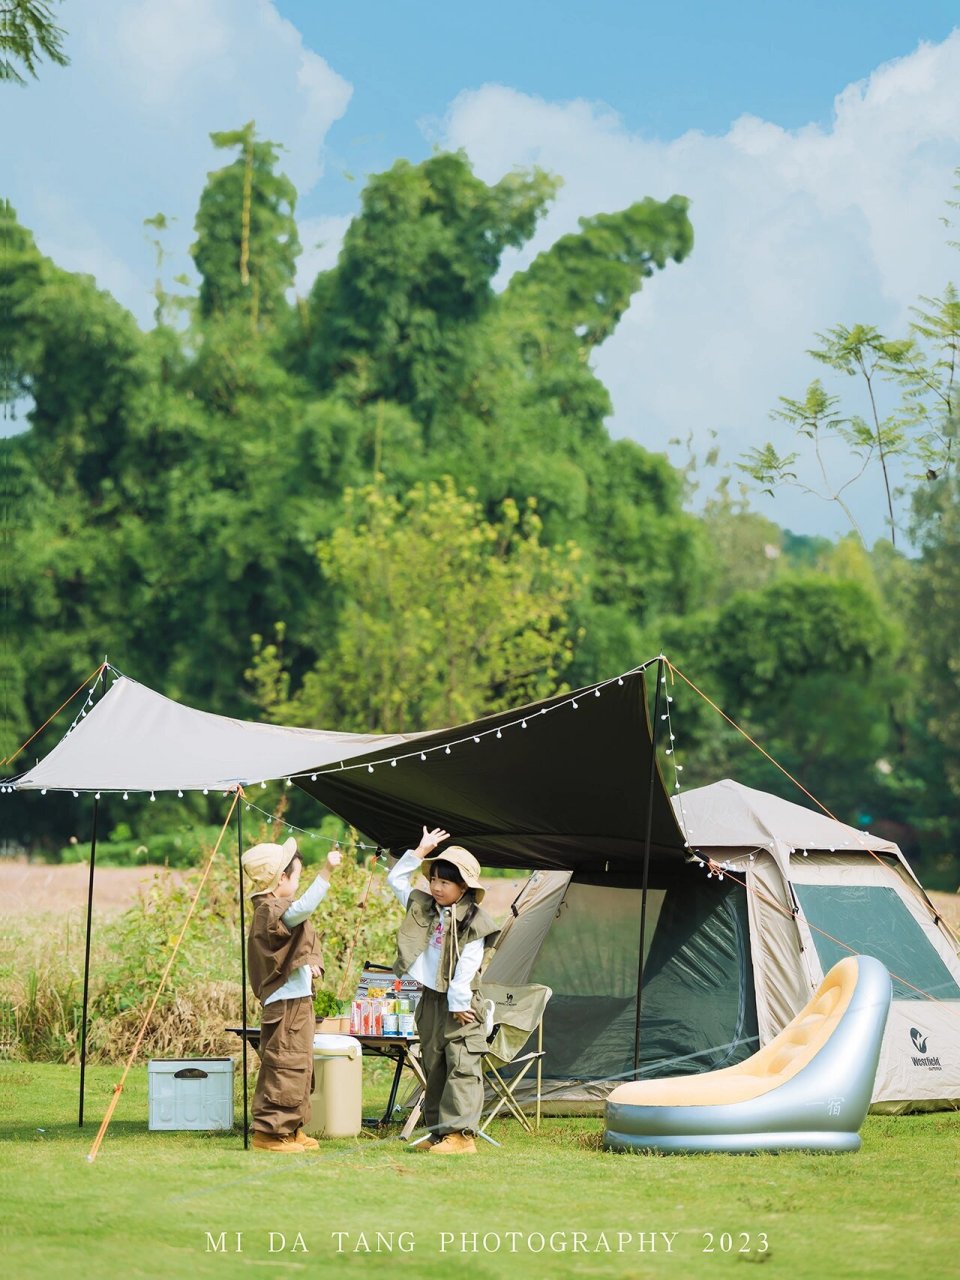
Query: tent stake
78,795,99,1126
237,799,250,1149
634,657,665,1076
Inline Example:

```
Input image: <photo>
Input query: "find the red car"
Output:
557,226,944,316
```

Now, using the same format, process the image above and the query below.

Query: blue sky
279,0,959,216
5,1,960,545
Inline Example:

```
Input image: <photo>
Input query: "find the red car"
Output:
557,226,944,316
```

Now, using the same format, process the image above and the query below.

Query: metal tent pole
237,798,249,1149
633,657,666,1076
78,795,99,1126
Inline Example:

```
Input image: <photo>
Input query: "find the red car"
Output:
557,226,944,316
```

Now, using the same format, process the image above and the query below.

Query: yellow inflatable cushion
608,956,859,1108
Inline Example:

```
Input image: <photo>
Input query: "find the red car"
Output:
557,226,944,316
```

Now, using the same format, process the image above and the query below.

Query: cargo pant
416,986,488,1135
252,994,315,1136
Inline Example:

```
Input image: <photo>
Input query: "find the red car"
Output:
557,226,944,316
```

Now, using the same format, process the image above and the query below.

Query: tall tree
248,477,583,733
191,122,300,324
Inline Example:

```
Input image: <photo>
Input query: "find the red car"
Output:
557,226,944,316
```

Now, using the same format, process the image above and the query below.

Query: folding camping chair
476,982,553,1147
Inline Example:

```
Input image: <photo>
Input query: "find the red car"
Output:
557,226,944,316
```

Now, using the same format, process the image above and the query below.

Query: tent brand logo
909,1027,941,1071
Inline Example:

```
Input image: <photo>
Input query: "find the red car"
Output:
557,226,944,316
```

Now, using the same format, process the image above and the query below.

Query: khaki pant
416,986,488,1135
252,995,314,1137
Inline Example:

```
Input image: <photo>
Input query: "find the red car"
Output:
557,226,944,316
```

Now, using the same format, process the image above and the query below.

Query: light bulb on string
473,736,480,744
420,753,426,761
521,720,527,729
617,678,623,686
594,688,600,697
177,789,183,798
571,701,578,710
150,792,156,802
311,774,317,781
203,788,208,795
445,746,451,755
391,760,397,767
496,730,502,739
367,765,374,774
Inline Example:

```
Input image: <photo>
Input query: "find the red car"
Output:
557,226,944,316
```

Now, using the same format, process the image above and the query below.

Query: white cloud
6,0,352,332
295,215,354,295
440,34,960,544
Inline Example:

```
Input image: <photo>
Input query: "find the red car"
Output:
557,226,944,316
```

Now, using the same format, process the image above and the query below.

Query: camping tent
480,780,960,1113
10,666,959,1115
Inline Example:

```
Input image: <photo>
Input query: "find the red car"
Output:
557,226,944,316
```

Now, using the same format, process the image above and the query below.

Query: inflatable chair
604,955,892,1154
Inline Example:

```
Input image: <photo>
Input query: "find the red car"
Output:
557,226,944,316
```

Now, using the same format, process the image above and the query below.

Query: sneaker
294,1128,320,1150
429,1131,477,1155
251,1131,305,1154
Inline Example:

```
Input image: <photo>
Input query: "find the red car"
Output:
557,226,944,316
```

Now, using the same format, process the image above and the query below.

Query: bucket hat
421,845,485,903
241,836,298,896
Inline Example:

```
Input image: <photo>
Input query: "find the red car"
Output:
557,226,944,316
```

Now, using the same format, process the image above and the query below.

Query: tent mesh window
794,885,960,1000
527,876,759,1081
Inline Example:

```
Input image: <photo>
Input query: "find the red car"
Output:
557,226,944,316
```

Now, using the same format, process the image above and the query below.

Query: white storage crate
148,1058,234,1131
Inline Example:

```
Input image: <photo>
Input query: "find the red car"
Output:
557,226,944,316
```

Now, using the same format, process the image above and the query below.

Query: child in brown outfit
242,836,341,1153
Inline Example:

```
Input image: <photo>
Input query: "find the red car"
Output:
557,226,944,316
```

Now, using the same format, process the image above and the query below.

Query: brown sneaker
429,1131,477,1155
294,1128,320,1150
252,1131,305,1154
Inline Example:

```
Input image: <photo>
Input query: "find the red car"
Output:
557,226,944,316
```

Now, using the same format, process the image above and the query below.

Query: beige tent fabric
485,871,571,986
789,856,960,1107
12,675,426,794
672,778,900,877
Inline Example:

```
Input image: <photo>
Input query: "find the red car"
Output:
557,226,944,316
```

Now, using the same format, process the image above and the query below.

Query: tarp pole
78,794,99,1126
633,657,665,1075
237,798,249,1149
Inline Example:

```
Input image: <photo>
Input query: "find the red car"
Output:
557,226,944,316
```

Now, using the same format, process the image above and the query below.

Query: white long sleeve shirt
387,851,484,1013
262,872,330,1007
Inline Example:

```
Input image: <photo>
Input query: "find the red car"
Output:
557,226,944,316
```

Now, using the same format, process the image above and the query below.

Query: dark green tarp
295,667,689,880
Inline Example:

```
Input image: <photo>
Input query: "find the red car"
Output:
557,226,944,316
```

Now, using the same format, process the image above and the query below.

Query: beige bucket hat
421,845,485,903
241,836,299,896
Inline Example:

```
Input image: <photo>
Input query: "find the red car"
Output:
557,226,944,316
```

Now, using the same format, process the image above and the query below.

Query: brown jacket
247,892,324,1004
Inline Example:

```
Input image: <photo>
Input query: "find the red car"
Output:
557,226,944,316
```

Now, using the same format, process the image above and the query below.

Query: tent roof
11,667,690,877
295,668,688,876
11,675,426,794
672,778,901,865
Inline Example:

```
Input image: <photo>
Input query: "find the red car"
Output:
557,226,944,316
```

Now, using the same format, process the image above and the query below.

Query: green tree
248,477,584,733
0,0,68,84
191,122,300,324
304,152,559,424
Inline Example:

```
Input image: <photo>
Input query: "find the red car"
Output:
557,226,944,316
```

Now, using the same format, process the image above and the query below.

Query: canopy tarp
294,669,688,878
11,675,426,795
11,668,688,877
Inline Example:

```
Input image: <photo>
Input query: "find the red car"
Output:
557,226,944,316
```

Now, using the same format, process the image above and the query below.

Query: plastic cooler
307,1034,362,1138
148,1058,234,1131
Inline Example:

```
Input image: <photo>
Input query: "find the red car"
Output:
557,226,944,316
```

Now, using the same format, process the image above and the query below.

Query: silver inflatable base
603,1127,862,1154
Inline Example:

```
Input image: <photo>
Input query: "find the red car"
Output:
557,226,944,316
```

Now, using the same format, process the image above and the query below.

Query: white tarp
11,675,426,794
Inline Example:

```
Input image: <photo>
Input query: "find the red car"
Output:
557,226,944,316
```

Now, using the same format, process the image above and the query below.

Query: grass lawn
0,1063,957,1279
